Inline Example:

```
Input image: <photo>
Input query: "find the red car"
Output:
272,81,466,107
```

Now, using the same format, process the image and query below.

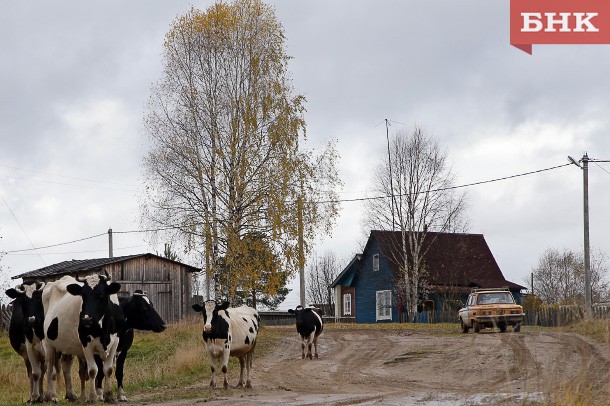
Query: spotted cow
5,282,46,403
95,290,166,402
192,301,259,389
42,274,121,403
288,305,323,359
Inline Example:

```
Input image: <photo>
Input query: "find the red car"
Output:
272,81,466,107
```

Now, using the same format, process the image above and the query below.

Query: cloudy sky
1,1,609,308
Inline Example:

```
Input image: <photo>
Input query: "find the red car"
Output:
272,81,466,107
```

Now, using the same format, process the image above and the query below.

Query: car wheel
460,318,469,333
513,323,521,332
473,320,481,333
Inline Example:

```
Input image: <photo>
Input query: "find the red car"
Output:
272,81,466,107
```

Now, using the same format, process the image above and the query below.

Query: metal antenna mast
386,119,396,230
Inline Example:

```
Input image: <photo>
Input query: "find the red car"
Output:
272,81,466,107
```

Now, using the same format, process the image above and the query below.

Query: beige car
458,288,524,333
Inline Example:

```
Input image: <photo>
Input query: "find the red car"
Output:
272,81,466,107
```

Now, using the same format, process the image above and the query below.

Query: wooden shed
13,253,200,324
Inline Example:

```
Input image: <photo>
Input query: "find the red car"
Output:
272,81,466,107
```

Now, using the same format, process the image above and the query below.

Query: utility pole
108,228,113,258
568,154,592,318
298,193,305,307
582,154,591,319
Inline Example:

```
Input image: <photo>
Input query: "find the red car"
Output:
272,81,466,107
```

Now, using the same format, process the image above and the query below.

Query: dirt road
145,325,610,405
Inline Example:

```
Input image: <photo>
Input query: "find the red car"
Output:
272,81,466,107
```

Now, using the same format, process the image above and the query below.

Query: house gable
353,235,399,323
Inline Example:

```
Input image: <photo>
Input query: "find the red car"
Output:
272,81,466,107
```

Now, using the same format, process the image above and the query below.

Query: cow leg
207,350,217,388
22,356,33,403
116,349,129,402
244,351,253,389
43,345,58,403
221,349,230,389
60,354,78,401
94,355,104,400
313,334,319,359
38,347,47,403
306,334,313,360
236,356,245,388
32,353,46,403
83,351,100,402
27,345,44,403
300,336,306,359
77,357,88,403
102,352,116,403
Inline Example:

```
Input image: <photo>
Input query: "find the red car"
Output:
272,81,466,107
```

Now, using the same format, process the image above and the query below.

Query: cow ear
218,301,230,311
106,282,121,295
287,309,295,314
66,284,83,296
5,288,20,299
192,304,203,313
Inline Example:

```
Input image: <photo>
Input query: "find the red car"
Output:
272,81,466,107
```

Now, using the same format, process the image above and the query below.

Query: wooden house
13,253,200,324
330,230,525,323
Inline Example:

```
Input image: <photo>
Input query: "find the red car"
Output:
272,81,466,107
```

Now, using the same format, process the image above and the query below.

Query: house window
376,290,392,321
343,293,352,316
373,254,380,272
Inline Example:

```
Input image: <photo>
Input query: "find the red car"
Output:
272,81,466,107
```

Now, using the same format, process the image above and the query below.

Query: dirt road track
144,325,610,405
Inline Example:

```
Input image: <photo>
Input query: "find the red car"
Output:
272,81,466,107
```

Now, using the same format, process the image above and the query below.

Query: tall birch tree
141,0,341,305
365,127,468,320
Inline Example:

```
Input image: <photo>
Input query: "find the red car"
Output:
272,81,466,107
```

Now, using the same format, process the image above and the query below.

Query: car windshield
476,292,514,305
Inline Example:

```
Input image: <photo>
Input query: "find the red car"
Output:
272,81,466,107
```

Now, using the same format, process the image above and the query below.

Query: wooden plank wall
107,257,191,324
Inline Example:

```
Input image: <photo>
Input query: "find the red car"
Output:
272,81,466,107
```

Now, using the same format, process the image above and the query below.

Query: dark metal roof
332,230,525,290
370,230,525,290
13,253,200,280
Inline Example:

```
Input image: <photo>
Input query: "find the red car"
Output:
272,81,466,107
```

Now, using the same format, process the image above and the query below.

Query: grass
328,321,463,336
0,317,285,405
0,318,606,405
561,318,610,344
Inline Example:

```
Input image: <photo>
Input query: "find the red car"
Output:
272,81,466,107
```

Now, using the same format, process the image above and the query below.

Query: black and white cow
288,305,323,359
192,300,259,389
42,274,121,403
95,290,166,402
5,282,46,403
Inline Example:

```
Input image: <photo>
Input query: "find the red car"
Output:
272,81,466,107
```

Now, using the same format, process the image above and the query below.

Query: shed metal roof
13,253,200,280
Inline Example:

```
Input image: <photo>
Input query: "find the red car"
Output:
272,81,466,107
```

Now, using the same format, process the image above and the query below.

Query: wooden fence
0,304,11,331
258,311,355,326
523,304,609,327
402,304,609,327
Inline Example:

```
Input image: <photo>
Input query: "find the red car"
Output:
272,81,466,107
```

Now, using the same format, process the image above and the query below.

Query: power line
0,164,136,188
313,163,572,204
592,161,610,176
0,190,46,265
1,162,572,254
2,232,107,254
0,173,137,192
6,243,152,256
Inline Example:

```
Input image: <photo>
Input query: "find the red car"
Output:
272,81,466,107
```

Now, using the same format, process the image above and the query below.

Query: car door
461,294,475,325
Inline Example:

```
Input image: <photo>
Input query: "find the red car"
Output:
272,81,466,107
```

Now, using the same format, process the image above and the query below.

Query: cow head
124,290,166,332
192,300,230,334
6,282,46,340
67,274,121,328
288,305,314,322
